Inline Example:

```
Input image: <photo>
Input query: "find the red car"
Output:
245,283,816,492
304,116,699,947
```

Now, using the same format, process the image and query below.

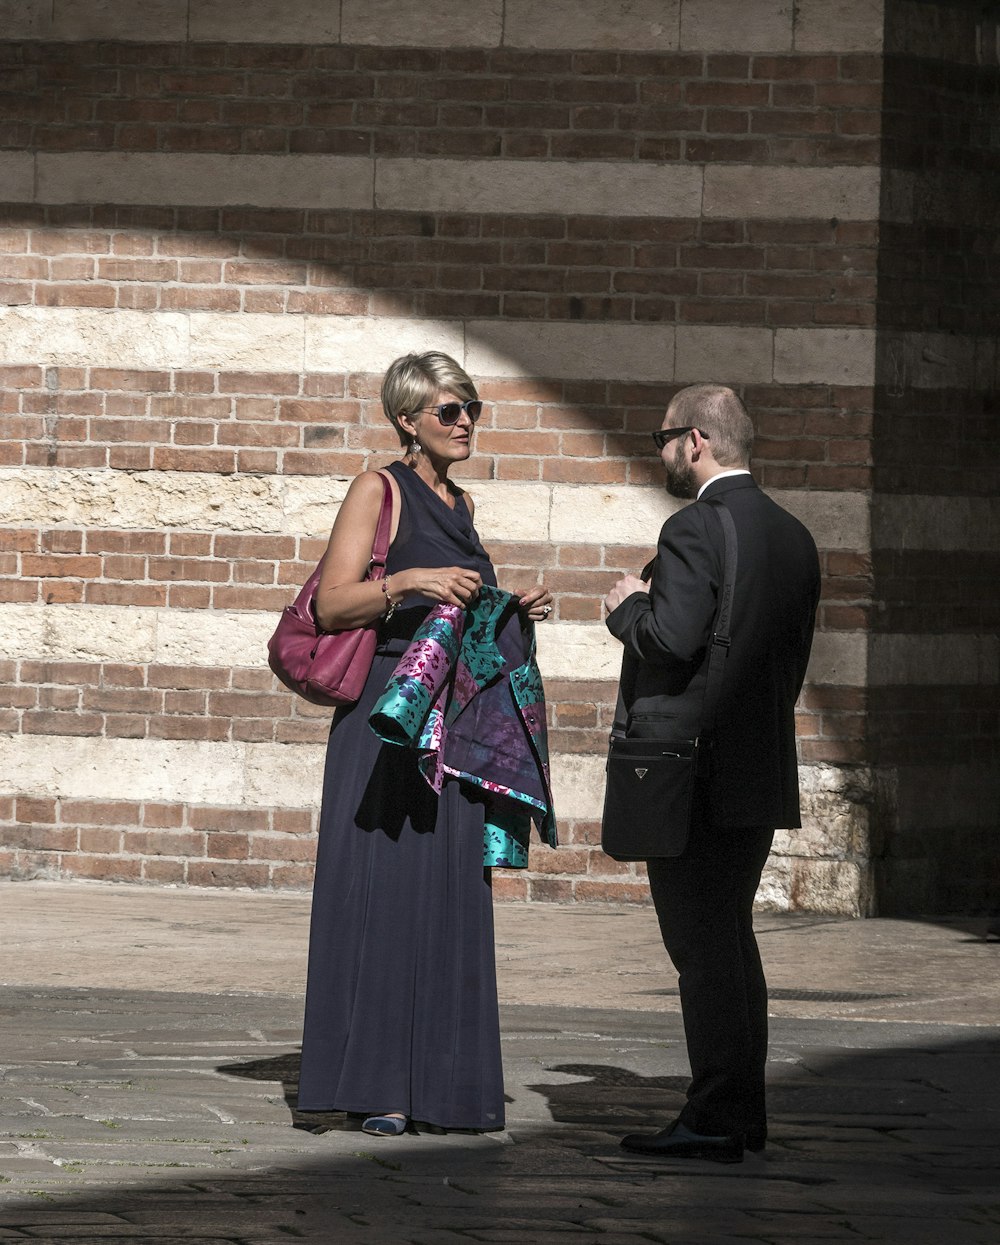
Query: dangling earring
409,437,421,456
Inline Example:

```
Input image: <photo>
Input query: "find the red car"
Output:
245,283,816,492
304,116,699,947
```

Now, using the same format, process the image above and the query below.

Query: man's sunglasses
651,425,707,450
412,400,484,426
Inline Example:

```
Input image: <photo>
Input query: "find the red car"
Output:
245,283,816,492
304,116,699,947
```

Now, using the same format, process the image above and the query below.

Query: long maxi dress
296,459,505,1130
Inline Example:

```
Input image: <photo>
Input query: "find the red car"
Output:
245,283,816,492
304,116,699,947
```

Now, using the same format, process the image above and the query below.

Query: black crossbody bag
601,500,738,861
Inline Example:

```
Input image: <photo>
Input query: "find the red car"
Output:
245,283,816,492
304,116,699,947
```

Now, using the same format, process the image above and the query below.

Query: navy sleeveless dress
297,460,505,1130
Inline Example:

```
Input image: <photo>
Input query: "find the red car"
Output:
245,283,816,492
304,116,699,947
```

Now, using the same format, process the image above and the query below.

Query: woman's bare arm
314,472,483,632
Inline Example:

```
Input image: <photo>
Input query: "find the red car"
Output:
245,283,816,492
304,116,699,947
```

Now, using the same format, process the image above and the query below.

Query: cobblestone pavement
1,882,999,1244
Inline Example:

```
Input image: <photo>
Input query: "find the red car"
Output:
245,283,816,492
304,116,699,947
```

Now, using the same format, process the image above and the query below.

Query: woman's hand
394,566,483,607
516,584,554,622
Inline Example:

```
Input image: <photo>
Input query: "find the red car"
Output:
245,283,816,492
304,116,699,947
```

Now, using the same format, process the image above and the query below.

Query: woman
296,351,554,1137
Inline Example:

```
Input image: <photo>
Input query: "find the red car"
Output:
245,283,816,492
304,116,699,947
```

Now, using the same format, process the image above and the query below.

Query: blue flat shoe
361,1114,407,1137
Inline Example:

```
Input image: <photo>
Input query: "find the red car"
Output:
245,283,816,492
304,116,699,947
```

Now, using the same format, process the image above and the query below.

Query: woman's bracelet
381,574,400,621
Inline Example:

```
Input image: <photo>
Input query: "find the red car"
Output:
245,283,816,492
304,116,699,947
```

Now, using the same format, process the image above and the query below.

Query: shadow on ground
1,987,999,1243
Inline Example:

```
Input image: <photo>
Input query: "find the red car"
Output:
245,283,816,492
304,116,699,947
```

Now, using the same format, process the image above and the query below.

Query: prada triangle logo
634,768,648,779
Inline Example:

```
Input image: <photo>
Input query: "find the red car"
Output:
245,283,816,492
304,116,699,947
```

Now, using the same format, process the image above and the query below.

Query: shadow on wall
870,1,1000,918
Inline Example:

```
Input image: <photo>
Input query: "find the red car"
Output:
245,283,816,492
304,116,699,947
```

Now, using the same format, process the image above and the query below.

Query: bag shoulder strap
610,495,738,739
698,497,737,741
369,471,394,573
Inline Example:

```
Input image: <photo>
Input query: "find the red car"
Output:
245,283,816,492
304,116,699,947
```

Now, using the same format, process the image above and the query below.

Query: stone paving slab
2,984,1000,1244
4,880,1000,1023
2,882,1000,1243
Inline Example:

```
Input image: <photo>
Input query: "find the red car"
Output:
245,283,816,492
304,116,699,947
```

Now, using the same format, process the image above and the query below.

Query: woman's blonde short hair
381,352,478,445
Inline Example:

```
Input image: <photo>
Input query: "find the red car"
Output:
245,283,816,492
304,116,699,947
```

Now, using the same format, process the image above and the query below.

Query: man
604,384,820,1163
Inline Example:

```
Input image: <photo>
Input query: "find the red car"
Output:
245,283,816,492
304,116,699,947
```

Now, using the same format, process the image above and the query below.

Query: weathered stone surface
376,158,702,218
550,485,681,546
761,855,866,915
36,153,374,210
0,0,52,37
344,0,501,46
187,311,304,371
0,592,868,699
0,468,347,537
0,306,188,370
466,321,674,383
0,732,603,835
51,0,188,40
0,152,34,202
680,0,794,51
703,165,881,221
774,328,877,386
0,306,885,385
154,610,275,670
675,326,774,384
305,315,465,375
794,0,885,52
0,603,159,665
806,632,867,687
775,488,870,552
549,753,607,822
536,623,620,681
190,0,341,42
777,763,875,859
0,736,253,806
0,468,871,553
505,0,679,50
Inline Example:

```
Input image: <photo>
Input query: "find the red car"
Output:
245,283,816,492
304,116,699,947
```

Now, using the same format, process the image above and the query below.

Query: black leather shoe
620,1120,744,1164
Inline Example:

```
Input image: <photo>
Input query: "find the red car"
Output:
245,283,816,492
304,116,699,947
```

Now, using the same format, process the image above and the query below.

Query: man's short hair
667,384,754,467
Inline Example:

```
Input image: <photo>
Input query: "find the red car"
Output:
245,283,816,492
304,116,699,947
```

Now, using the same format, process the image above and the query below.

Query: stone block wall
3,0,987,915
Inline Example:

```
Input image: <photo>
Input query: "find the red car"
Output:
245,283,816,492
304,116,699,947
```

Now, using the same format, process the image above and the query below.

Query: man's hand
604,574,650,614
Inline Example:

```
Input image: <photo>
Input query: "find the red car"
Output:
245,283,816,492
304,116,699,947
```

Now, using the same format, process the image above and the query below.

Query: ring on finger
540,604,552,617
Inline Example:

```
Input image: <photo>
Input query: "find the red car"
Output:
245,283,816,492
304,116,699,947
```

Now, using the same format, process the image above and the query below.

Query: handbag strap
367,471,394,576
611,495,738,741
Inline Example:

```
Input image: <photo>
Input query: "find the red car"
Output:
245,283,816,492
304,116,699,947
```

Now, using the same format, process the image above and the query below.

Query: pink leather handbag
268,473,393,706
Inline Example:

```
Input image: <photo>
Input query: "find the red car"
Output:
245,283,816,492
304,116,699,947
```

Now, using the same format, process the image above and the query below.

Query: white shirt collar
696,469,752,500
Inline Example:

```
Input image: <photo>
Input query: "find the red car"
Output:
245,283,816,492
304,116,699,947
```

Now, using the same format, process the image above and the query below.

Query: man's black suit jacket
606,474,820,829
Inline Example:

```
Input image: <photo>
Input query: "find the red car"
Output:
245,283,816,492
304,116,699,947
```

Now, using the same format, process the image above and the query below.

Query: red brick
143,858,187,883
22,711,104,735
148,717,231,741
124,830,206,857
272,808,315,836
13,796,58,826
249,833,316,863
142,802,186,828
491,873,528,901
78,828,124,853
6,825,77,852
60,800,142,826
527,877,574,902
574,880,651,904
187,861,270,888
21,554,102,578
69,855,144,882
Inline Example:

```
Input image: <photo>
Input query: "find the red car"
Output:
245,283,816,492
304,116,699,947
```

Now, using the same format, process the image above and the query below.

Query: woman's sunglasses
411,400,484,426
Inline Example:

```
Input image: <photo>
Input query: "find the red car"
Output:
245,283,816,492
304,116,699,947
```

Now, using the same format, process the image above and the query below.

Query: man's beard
664,455,697,499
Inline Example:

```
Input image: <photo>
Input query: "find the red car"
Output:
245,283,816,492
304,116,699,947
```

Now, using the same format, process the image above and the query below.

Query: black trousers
646,822,774,1138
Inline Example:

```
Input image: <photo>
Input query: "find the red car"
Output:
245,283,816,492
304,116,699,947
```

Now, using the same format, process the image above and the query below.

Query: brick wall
2,0,960,914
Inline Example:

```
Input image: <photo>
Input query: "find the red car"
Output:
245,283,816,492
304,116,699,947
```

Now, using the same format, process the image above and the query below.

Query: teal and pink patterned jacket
368,585,557,868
